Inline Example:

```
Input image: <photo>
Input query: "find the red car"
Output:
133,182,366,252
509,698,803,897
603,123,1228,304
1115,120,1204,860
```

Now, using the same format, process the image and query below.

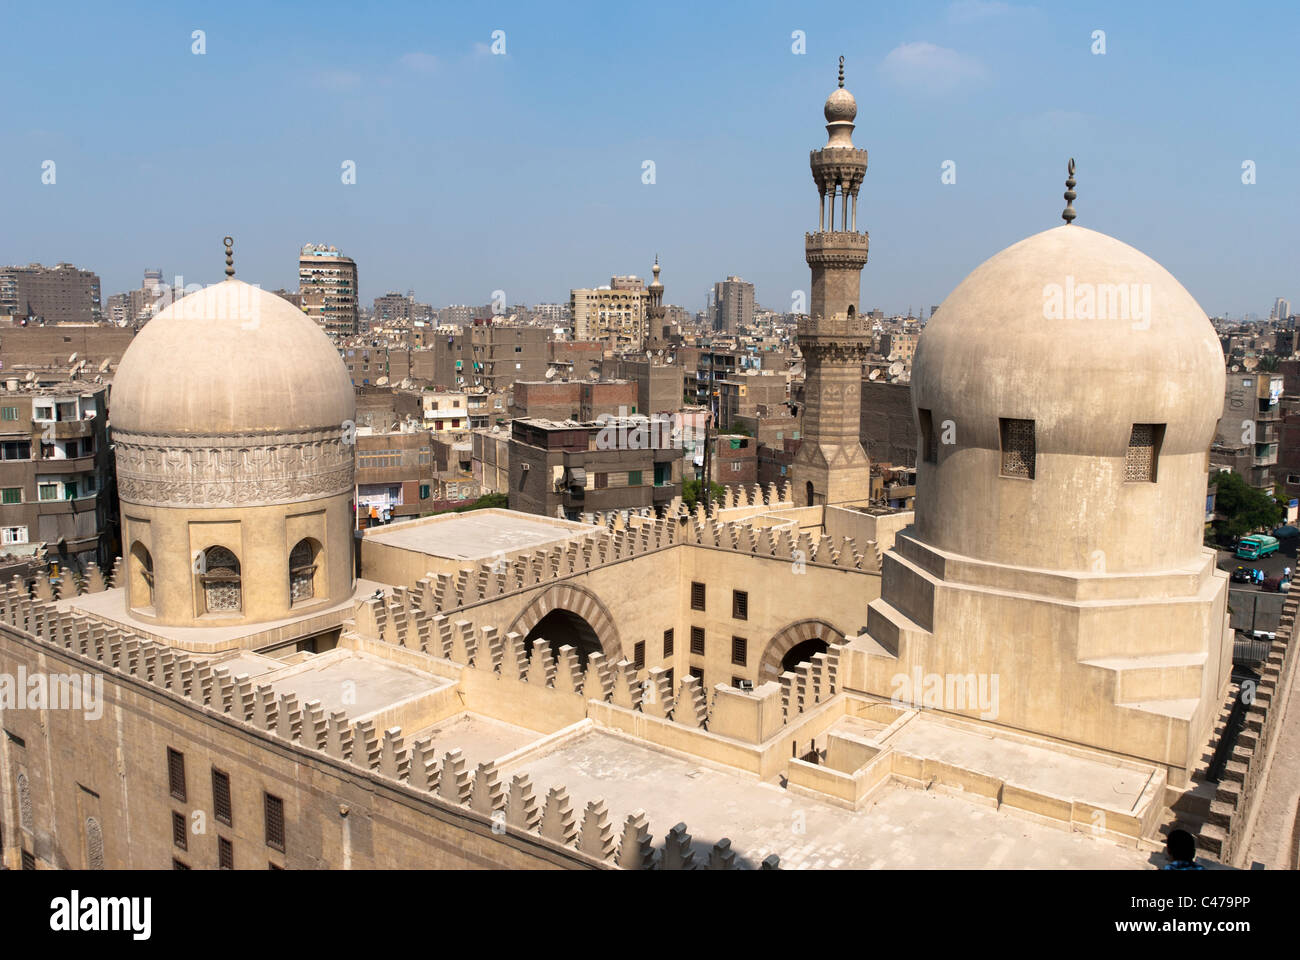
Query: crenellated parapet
0,585,777,871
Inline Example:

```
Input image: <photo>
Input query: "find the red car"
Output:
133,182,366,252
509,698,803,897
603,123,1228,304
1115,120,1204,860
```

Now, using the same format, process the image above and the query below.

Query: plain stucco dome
112,278,355,435
911,224,1225,572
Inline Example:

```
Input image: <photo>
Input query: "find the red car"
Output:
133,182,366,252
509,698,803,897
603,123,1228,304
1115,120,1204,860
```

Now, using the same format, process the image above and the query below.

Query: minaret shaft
791,59,872,507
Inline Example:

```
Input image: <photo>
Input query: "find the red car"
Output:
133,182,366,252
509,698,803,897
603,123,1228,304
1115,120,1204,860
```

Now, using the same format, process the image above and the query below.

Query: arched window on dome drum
289,539,318,603
129,541,154,610
201,546,241,614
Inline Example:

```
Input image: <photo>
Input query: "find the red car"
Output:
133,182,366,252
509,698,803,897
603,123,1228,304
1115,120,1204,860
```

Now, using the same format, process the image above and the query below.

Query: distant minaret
645,255,665,349
791,57,872,507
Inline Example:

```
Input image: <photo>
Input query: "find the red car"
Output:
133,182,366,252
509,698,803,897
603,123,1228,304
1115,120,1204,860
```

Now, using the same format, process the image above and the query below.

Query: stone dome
911,224,1225,573
824,87,857,124
113,278,355,435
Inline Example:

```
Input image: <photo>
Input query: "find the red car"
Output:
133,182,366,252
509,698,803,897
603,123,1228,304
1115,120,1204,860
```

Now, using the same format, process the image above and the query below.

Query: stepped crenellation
0,582,781,870
353,594,845,734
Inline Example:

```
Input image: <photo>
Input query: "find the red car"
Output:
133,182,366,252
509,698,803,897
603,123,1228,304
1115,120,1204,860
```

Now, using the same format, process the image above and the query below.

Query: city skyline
3,1,1296,316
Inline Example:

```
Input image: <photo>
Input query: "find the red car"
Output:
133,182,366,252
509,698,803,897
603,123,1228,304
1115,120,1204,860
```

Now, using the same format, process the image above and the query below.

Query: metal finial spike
223,235,235,277
1061,158,1077,224
838,56,845,88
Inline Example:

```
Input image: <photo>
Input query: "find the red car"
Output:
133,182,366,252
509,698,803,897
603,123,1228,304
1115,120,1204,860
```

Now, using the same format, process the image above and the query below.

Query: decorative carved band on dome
114,427,355,508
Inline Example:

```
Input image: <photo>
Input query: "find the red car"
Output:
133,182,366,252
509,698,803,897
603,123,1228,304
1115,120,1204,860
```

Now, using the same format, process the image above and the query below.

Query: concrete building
0,263,102,324
373,292,414,324
0,384,117,571
508,417,680,518
299,244,358,337
790,64,872,506
711,276,754,334
570,278,647,350
356,425,436,524
509,379,638,422
1212,371,1282,489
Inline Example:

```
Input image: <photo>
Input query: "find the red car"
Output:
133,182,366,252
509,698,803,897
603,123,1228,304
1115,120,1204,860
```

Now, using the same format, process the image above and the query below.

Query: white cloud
399,52,438,73
879,42,987,94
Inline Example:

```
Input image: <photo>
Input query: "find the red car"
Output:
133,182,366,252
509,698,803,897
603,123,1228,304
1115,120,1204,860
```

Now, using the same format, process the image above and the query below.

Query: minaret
645,255,666,349
791,57,872,507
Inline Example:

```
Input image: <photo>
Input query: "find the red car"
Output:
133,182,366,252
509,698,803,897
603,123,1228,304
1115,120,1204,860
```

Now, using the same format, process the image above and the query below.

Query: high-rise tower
791,58,872,506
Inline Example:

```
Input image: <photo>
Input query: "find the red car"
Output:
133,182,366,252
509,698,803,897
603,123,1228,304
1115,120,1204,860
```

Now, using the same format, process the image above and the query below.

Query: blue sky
2,0,1295,316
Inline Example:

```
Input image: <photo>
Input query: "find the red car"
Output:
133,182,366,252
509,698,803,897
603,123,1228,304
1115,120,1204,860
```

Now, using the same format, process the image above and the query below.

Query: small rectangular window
218,836,233,870
731,636,748,666
264,793,285,852
633,641,645,670
690,581,705,611
212,768,232,827
662,628,674,657
172,858,190,871
628,470,642,486
688,665,704,688
732,590,748,621
172,811,187,850
690,626,705,656
167,748,186,802
999,418,1036,479
918,408,937,463
0,407,17,421
1125,423,1164,483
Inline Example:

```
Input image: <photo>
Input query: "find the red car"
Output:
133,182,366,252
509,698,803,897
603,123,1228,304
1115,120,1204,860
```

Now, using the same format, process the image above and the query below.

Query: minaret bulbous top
823,55,857,147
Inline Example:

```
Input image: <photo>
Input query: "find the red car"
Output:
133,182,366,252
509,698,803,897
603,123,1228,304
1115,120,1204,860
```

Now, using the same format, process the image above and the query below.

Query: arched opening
782,637,829,673
523,609,602,670
847,304,856,318
289,538,322,604
805,480,815,507
200,546,241,614
129,541,154,611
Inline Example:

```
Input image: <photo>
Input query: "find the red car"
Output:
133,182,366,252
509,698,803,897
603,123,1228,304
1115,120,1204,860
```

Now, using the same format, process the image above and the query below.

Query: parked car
1231,566,1251,583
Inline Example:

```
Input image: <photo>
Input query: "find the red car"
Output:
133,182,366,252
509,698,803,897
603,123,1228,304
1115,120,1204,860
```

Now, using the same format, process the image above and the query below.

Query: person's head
1166,828,1196,863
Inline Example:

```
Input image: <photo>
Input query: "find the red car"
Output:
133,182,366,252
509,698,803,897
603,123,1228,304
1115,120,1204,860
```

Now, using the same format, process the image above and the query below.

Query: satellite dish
588,367,600,380
98,358,111,373
68,352,78,364
376,376,389,386
868,369,880,381
888,361,904,377
1231,364,1240,372
24,371,34,382
545,368,556,380
665,356,673,364
1242,357,1258,371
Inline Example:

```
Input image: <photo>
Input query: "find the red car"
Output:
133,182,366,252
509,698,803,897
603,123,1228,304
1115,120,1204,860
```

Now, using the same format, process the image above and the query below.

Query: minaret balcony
805,231,870,267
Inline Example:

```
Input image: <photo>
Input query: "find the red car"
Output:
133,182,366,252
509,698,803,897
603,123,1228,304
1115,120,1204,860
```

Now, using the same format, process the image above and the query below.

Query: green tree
1210,470,1283,541
682,477,725,509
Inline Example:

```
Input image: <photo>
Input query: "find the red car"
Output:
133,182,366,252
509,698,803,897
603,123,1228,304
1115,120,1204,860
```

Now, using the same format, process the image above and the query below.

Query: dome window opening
201,546,242,613
999,418,1036,480
919,409,937,464
289,539,319,603
1124,423,1164,483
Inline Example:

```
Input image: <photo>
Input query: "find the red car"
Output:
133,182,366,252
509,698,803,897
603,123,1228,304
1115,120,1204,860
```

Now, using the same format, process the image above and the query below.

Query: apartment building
1213,371,1283,489
0,262,102,324
354,426,436,525
299,244,358,337
570,280,647,349
508,416,681,518
0,385,116,571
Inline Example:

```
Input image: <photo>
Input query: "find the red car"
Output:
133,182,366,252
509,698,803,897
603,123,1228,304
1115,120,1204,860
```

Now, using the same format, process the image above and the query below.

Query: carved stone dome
911,224,1225,573
113,278,354,436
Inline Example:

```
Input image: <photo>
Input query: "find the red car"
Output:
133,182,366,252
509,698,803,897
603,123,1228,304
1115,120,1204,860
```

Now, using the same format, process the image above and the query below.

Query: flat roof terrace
501,728,1159,869
360,508,593,565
